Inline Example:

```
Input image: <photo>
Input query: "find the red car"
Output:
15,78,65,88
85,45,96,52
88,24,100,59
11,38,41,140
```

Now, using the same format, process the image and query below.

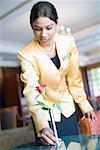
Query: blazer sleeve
17,50,49,135
66,37,93,114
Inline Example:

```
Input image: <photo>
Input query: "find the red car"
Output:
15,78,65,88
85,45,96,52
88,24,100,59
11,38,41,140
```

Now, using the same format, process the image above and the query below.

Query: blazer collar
32,34,71,72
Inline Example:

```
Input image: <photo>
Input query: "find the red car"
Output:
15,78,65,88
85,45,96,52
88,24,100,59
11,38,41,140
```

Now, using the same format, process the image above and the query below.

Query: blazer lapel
31,35,71,79
31,40,60,81
55,35,71,73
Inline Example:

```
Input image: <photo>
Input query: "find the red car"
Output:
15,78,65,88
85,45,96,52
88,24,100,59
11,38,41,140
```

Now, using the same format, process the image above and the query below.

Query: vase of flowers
35,83,66,150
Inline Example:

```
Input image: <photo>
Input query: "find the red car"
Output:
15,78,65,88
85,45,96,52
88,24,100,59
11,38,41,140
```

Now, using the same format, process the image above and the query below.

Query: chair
78,111,100,135
0,106,18,130
19,97,31,126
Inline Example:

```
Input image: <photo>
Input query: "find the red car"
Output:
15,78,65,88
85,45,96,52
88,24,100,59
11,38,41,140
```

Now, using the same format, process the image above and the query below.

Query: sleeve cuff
78,99,93,114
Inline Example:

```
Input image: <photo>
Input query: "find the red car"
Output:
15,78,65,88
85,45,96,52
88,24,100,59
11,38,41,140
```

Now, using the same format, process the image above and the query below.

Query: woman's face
32,17,58,45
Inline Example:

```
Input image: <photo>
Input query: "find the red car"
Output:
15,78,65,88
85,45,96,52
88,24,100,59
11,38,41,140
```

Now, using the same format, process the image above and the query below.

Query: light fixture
58,25,71,35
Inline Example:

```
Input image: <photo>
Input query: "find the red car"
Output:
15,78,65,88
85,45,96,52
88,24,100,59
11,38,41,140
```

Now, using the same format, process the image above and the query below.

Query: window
81,62,100,111
87,67,100,97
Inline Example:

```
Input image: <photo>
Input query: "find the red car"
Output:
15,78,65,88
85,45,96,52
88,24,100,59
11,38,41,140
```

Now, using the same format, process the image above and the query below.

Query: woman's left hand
84,110,97,122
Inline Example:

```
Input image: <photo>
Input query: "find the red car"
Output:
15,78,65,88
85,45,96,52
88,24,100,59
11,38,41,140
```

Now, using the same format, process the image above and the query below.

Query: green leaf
42,107,49,111
37,101,45,106
36,101,51,110
35,95,40,100
55,103,62,112
53,104,56,107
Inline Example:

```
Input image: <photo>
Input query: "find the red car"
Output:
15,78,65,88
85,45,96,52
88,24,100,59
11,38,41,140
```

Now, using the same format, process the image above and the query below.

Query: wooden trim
81,67,90,96
0,106,18,129
83,62,100,70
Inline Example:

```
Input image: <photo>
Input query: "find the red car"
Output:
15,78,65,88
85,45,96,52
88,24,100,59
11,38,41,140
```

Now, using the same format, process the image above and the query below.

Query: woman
17,1,97,146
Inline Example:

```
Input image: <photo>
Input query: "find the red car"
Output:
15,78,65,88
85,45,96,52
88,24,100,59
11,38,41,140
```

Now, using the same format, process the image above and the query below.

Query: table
9,135,99,150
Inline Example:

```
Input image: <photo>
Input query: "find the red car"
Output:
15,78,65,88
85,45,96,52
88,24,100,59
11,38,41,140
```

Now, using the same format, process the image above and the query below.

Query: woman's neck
39,40,54,48
38,41,56,58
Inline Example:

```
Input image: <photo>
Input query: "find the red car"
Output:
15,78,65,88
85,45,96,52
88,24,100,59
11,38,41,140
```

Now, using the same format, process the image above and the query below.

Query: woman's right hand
40,127,57,145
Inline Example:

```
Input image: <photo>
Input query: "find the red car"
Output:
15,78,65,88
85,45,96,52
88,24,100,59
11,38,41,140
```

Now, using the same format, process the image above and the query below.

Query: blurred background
0,0,100,132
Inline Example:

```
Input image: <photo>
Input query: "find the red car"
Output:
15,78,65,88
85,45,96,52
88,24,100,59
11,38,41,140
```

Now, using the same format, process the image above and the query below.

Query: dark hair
30,1,58,28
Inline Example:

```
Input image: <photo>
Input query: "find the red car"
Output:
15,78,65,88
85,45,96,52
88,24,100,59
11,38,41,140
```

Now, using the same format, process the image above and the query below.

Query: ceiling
0,0,100,67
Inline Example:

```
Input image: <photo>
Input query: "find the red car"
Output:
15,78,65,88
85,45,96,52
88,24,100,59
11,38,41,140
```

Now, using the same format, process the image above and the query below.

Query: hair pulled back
30,1,58,28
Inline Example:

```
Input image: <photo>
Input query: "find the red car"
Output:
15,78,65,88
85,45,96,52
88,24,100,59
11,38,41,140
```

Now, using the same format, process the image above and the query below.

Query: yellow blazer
17,34,93,134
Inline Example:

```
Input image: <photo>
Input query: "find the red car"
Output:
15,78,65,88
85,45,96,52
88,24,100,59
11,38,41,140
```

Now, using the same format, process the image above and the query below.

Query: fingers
84,111,97,122
41,132,56,145
84,112,91,120
40,127,57,145
90,111,97,122
40,137,51,145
